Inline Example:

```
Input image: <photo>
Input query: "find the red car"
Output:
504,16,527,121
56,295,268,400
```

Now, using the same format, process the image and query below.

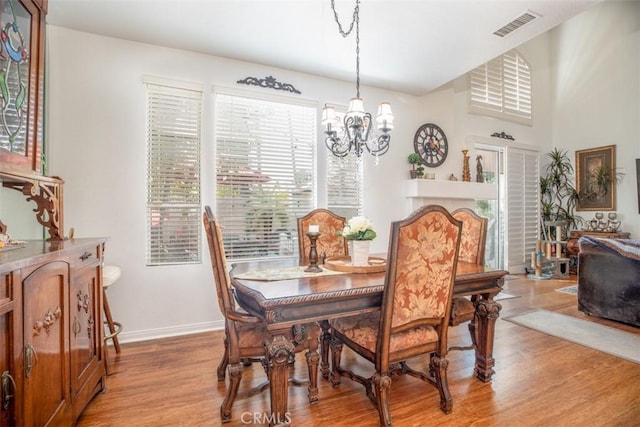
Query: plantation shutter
145,79,202,266
503,51,532,119
214,92,316,260
506,147,539,273
469,49,532,124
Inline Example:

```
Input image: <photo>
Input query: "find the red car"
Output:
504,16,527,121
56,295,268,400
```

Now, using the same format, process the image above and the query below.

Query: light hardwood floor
77,275,640,427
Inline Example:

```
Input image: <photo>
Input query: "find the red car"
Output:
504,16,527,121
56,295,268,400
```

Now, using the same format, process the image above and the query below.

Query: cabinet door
22,261,70,426
69,264,100,397
1,272,17,426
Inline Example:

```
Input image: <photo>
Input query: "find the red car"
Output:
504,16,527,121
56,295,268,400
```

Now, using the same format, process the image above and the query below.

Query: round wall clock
413,123,448,167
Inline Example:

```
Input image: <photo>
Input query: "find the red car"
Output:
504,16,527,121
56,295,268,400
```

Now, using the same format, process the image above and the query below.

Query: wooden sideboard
566,230,631,258
1,238,107,426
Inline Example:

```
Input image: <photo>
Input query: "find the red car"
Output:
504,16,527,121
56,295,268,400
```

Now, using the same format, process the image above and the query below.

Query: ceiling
46,0,602,96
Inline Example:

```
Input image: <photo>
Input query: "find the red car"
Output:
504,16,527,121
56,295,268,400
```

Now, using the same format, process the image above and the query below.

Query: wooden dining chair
203,206,321,423
297,208,349,378
329,205,462,426
297,208,349,266
449,208,488,351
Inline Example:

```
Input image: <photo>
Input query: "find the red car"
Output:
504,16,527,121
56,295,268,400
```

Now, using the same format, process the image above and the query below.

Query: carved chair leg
373,372,393,427
217,335,230,381
430,354,453,414
319,319,331,379
221,363,243,423
329,336,343,387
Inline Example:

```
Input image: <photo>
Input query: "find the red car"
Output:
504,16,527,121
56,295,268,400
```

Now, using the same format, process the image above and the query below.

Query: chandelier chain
330,0,361,97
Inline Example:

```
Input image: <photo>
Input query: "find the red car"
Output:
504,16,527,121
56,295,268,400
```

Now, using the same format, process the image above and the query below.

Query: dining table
230,256,508,426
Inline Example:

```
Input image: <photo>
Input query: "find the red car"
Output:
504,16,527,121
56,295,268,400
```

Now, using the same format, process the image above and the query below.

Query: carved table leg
265,334,295,426
473,294,502,382
319,319,331,379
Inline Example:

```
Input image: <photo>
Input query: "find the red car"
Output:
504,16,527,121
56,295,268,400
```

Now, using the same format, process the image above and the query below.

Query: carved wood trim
2,172,64,240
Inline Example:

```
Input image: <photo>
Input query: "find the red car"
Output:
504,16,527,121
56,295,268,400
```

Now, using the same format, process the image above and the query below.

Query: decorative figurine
462,149,471,182
476,155,484,183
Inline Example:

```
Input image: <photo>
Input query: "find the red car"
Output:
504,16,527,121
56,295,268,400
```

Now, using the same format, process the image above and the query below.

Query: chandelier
322,0,393,159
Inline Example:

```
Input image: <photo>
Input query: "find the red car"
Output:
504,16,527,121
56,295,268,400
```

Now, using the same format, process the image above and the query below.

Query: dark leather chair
578,236,640,327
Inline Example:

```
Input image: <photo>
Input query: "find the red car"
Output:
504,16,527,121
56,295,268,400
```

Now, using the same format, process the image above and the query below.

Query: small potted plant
416,165,425,179
408,153,421,179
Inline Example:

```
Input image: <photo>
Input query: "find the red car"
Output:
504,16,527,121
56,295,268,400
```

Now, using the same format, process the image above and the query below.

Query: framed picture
575,145,616,211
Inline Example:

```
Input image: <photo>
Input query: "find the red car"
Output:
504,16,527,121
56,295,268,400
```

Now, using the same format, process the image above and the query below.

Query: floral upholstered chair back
381,205,462,340
297,209,349,266
452,208,487,265
203,206,237,316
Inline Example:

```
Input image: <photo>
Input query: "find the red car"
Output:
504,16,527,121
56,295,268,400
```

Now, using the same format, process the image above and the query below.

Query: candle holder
304,231,323,273
462,149,471,182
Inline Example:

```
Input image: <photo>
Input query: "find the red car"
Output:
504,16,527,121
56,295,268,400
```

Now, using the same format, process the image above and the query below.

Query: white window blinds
214,92,316,260
469,50,532,124
145,81,202,266
327,153,363,219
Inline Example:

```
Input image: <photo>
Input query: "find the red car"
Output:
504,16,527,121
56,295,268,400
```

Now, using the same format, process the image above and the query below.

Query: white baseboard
105,320,225,344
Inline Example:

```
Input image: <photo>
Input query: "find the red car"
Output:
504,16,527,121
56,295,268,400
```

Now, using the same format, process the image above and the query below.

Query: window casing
145,79,202,266
469,49,532,124
214,91,316,260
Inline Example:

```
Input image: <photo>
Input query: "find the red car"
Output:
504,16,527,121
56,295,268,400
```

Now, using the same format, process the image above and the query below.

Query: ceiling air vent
493,11,539,37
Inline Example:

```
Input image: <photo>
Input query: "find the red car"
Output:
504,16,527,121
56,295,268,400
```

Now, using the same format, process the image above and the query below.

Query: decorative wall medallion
237,75,302,94
491,131,514,140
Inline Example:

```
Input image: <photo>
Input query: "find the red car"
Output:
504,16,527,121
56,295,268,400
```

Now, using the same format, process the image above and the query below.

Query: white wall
550,0,640,238
44,0,639,343
45,26,423,342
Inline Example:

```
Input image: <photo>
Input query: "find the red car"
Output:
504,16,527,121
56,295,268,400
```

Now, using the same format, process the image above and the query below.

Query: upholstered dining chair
297,208,349,266
449,208,488,351
297,208,349,378
329,205,462,426
203,206,321,423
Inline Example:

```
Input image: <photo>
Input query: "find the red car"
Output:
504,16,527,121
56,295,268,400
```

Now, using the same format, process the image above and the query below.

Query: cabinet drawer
70,246,101,269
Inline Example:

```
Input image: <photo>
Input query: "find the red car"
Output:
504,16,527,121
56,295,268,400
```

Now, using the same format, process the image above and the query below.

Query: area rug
495,292,518,301
504,309,640,364
555,285,578,295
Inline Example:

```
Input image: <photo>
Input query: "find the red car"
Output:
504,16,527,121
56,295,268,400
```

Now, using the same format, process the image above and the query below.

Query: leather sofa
578,236,640,327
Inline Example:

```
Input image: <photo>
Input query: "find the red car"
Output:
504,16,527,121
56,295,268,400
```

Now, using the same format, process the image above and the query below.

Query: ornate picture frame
575,145,616,211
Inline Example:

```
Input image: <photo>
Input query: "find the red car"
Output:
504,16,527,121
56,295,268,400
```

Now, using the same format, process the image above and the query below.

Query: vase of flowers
339,216,376,266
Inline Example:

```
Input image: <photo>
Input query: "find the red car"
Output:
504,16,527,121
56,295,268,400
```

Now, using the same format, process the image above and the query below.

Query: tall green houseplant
540,148,581,235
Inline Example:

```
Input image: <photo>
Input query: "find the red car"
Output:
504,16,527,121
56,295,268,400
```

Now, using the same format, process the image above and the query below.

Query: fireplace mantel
404,179,497,212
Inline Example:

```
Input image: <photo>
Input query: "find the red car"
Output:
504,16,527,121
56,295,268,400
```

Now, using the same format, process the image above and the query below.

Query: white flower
339,216,377,240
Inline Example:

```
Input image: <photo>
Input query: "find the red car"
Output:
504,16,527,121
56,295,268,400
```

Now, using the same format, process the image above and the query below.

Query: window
326,151,363,219
469,49,532,124
214,91,316,260
144,78,202,266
